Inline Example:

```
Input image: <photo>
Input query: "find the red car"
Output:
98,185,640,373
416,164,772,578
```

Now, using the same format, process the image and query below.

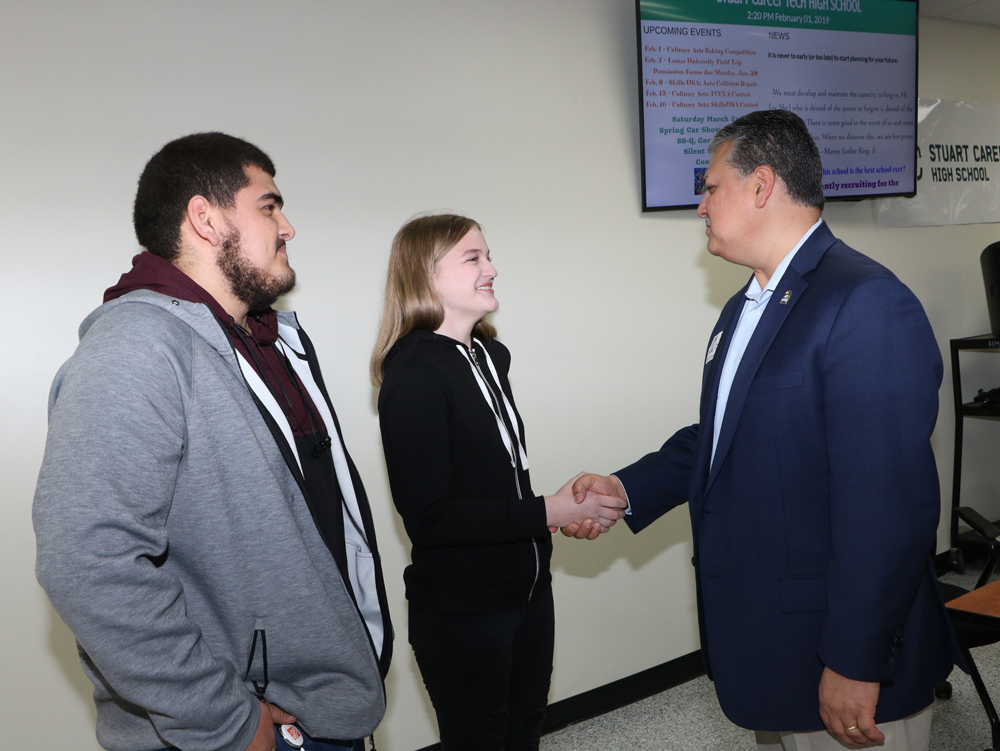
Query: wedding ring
844,725,859,733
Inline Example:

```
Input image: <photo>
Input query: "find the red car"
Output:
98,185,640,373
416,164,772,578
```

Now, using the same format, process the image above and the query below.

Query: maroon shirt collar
104,251,279,342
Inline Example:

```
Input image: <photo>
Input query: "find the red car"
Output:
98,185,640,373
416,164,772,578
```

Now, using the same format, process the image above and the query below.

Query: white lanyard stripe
457,340,530,470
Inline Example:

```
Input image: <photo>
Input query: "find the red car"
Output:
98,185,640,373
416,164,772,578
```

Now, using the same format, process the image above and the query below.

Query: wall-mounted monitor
637,0,918,210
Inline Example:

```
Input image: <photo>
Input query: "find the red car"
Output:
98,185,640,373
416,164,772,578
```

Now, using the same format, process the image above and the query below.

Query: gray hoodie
34,291,387,751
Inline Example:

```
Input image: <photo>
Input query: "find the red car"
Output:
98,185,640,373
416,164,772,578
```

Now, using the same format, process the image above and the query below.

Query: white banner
876,99,1000,228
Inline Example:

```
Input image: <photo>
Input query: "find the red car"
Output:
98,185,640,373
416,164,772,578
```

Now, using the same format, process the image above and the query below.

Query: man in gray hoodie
33,133,391,751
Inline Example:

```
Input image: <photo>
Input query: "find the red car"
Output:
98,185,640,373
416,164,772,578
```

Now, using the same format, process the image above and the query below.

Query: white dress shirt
710,219,823,469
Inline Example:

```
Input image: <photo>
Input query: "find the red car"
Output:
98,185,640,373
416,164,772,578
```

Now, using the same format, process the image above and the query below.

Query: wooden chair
940,507,1000,751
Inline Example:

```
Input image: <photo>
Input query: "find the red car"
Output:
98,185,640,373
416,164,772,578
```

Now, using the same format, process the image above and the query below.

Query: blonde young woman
371,215,624,750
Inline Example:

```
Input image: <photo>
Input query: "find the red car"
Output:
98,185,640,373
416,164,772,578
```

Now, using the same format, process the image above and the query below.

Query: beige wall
2,3,998,749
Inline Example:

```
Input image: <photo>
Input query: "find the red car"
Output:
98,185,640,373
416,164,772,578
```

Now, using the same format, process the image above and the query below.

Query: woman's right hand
544,473,627,532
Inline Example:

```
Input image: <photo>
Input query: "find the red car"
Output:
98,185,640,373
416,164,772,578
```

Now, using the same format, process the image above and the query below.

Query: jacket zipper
468,345,540,601
230,318,389,703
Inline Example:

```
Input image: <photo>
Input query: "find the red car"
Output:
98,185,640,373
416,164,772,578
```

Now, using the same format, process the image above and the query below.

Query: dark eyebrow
259,192,284,209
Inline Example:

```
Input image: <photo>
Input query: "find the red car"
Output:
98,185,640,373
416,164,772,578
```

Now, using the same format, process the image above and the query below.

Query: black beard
217,227,296,314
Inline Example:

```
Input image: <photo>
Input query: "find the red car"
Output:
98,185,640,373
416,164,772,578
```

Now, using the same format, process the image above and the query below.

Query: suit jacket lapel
701,293,745,421
702,221,836,498
690,289,747,510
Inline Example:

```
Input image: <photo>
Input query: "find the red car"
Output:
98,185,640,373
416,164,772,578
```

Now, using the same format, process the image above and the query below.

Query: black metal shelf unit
950,335,1000,554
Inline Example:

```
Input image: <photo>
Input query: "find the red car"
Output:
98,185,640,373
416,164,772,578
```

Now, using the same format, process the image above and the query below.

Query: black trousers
409,589,555,751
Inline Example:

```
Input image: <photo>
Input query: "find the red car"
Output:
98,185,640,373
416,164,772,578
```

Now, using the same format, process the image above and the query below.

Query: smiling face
696,141,760,268
432,228,498,343
217,166,296,312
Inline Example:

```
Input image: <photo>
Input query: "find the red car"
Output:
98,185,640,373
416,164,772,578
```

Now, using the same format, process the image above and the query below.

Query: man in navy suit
571,110,961,749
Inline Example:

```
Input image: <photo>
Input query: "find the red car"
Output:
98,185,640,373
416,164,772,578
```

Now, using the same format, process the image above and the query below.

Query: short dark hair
708,110,824,211
133,132,276,261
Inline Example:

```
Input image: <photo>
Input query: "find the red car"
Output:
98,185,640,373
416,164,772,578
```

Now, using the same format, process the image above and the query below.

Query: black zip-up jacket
378,329,552,615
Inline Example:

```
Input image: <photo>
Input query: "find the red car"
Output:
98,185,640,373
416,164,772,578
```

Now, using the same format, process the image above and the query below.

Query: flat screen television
637,0,918,210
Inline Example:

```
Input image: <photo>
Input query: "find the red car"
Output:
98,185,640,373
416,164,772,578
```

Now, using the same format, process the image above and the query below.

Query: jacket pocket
244,617,268,697
779,575,827,613
748,369,804,396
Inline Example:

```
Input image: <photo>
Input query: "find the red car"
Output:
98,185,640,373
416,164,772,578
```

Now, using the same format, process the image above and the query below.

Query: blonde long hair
370,214,497,385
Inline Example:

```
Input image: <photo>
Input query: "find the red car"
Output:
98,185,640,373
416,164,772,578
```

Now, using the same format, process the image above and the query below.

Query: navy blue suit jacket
617,222,961,731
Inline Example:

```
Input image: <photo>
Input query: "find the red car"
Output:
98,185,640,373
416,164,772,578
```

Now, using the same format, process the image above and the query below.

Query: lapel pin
779,290,792,305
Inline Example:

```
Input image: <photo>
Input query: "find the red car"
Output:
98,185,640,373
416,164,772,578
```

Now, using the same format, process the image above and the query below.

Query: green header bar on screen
639,0,916,35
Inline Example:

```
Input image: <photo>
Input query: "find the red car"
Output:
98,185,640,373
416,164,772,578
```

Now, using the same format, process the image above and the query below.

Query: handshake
543,473,628,541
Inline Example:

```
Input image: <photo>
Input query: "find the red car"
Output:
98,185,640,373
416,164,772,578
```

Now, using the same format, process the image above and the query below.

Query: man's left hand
818,666,883,746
